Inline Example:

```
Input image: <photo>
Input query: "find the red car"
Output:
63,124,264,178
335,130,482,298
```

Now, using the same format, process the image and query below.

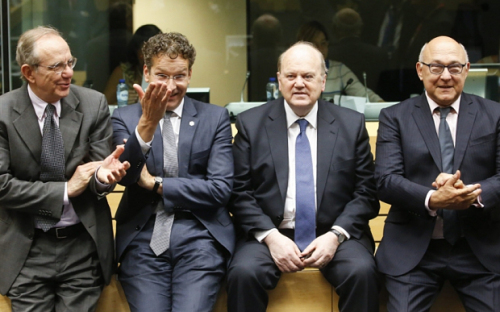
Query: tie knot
165,111,173,119
296,119,308,134
438,107,451,119
45,104,55,115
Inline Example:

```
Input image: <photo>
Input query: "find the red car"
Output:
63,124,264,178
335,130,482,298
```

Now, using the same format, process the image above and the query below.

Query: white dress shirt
254,100,349,242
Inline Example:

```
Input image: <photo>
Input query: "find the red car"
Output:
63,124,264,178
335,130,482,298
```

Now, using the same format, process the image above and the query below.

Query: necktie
294,119,316,251
35,104,65,231
438,107,460,245
150,112,177,256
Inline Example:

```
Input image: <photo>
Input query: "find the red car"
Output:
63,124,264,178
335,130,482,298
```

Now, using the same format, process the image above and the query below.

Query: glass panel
247,0,500,104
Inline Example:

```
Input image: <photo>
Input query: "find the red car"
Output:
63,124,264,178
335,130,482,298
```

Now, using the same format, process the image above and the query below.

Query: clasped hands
429,170,481,211
263,230,340,273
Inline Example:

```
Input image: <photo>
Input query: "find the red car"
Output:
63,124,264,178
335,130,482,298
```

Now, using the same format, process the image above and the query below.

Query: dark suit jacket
111,97,235,261
0,84,115,294
375,93,500,276
230,99,379,251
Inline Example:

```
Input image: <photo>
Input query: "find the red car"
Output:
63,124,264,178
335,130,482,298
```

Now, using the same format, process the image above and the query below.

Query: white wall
133,0,247,107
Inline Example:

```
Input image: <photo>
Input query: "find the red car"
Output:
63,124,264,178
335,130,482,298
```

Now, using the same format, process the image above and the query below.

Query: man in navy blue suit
375,36,500,311
227,42,380,312
111,32,234,312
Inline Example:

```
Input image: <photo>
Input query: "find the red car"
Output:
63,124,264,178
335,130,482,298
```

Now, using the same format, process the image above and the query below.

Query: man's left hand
97,145,131,184
301,232,339,268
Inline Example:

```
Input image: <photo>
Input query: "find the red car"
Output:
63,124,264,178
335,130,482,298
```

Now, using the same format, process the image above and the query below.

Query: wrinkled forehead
424,40,467,64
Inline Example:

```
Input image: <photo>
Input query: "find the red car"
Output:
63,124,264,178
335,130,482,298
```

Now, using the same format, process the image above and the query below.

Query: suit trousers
7,227,103,312
227,235,380,312
118,214,226,312
385,238,500,312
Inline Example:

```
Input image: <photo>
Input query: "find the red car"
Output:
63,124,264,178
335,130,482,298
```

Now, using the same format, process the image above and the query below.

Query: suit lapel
12,86,43,163
316,102,337,209
177,97,199,177
59,90,83,162
265,101,289,202
454,94,476,170
412,95,442,171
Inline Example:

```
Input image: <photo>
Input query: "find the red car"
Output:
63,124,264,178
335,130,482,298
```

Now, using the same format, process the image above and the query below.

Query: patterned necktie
35,104,65,231
438,107,460,245
150,111,178,256
294,119,316,251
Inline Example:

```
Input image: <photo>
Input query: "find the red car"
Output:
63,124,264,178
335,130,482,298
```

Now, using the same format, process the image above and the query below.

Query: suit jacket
0,84,115,294
111,97,235,261
375,93,500,276
230,99,379,251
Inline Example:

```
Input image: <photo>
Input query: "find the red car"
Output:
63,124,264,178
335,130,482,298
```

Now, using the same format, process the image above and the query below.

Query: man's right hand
263,231,305,273
429,170,481,211
135,82,172,142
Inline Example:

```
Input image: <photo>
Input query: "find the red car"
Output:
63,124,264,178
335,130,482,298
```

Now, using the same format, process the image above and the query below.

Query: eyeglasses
420,62,466,75
154,74,187,83
34,58,77,74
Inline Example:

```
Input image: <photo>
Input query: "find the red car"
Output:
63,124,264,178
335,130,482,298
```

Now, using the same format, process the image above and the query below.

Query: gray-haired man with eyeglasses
0,25,130,312
375,35,500,311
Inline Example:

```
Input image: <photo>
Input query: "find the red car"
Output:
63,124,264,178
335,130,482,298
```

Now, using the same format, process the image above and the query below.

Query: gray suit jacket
0,84,115,294
230,99,379,251
375,93,500,276
111,97,235,262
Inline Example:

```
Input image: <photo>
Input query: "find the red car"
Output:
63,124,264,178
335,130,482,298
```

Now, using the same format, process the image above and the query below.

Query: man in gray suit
0,26,130,312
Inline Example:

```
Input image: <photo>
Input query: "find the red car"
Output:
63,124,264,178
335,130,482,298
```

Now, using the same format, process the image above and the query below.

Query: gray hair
16,26,63,80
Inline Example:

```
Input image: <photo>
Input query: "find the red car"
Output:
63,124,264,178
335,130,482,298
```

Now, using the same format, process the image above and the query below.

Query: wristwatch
152,176,162,193
330,229,346,244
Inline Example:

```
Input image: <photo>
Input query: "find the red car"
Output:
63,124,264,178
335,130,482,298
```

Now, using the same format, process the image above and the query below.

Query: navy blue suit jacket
230,99,379,251
111,97,235,261
375,92,500,276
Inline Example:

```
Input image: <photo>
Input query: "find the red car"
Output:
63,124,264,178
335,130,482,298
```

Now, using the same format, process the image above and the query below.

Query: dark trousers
119,215,226,312
227,235,380,312
385,238,500,312
8,227,103,312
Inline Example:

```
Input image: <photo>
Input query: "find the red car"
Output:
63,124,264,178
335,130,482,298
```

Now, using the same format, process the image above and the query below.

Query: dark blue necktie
438,107,460,245
294,119,316,251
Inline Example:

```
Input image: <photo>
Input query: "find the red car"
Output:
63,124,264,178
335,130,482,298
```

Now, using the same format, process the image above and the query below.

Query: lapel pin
189,121,195,126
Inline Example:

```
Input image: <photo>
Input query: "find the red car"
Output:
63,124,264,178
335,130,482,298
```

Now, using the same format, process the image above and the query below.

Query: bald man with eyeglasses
375,36,500,311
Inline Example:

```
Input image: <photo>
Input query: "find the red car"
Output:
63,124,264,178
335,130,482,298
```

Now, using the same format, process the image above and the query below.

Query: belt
175,211,196,220
35,222,86,239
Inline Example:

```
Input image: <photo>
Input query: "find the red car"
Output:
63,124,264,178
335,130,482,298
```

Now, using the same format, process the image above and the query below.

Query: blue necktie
294,119,316,251
438,107,460,245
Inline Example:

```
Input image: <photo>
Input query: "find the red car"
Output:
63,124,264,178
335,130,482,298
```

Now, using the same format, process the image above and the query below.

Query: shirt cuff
331,225,350,240
64,182,69,205
253,228,278,243
425,190,438,216
135,126,153,155
94,166,114,194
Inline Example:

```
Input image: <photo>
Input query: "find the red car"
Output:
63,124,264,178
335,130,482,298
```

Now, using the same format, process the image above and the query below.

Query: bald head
419,36,469,64
277,42,327,117
416,36,470,107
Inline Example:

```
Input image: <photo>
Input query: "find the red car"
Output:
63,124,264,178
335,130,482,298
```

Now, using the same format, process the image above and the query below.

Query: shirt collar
284,100,318,130
28,85,62,121
425,91,461,115
169,97,184,118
